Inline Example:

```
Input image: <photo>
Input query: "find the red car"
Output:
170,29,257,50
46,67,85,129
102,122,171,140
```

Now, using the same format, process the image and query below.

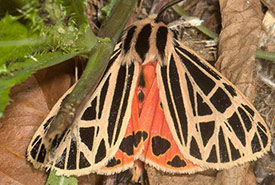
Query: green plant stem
195,25,218,40
172,5,218,39
98,0,136,44
46,0,137,136
172,4,188,16
45,0,137,180
256,50,275,62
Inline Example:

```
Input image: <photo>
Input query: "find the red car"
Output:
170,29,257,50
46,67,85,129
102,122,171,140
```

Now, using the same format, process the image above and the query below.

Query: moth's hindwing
156,39,271,169
136,62,203,173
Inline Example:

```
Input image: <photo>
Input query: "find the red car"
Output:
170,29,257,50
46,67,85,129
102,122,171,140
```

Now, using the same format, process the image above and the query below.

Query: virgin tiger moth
26,5,271,177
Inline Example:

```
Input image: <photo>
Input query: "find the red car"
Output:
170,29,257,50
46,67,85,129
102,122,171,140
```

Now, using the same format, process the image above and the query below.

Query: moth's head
129,14,166,30
118,0,183,64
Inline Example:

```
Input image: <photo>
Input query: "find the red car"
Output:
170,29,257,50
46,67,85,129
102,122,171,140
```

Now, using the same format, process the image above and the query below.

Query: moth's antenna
156,0,184,22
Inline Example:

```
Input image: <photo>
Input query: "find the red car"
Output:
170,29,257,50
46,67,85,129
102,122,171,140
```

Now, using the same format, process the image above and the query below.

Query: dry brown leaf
214,163,257,185
146,166,216,185
261,0,275,13
259,10,275,52
217,0,263,100
215,0,263,184
0,62,75,185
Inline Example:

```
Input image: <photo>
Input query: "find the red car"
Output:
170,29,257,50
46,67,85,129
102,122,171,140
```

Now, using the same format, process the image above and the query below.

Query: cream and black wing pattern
27,15,271,176
156,30,271,169
27,46,140,176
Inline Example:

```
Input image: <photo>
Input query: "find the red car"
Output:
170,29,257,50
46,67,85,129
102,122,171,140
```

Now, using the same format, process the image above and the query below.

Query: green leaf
0,0,99,117
0,49,85,117
0,15,41,67
46,170,77,185
19,0,96,53
256,50,275,62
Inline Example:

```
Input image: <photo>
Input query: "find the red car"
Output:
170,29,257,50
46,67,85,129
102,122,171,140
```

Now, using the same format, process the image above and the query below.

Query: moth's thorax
121,17,175,65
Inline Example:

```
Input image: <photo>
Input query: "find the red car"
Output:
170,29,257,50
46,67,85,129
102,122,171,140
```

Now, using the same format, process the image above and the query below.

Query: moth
27,1,271,177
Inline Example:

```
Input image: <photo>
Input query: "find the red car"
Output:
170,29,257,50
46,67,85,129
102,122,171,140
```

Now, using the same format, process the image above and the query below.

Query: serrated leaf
0,50,85,117
0,15,41,66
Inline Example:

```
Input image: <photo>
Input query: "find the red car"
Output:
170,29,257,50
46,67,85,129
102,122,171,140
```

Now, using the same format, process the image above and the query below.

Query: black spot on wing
197,93,212,116
142,131,148,141
123,26,136,54
238,107,252,132
176,46,221,80
119,135,134,156
223,83,237,97
79,151,90,168
190,137,202,160
114,63,135,145
227,112,246,146
138,90,145,102
218,128,229,163
134,131,147,148
133,131,142,148
81,98,97,120
95,140,106,163
55,149,66,169
169,56,188,145
138,69,145,87
161,65,183,145
228,139,241,161
251,134,261,153
67,138,77,170
199,121,215,146
210,87,231,113
167,155,186,168
135,24,152,61
206,145,217,163
185,74,196,116
242,104,255,117
108,65,126,146
176,49,216,95
98,75,110,119
257,125,268,148
37,144,46,163
30,137,41,160
80,127,95,151
152,136,171,156
106,157,121,167
156,26,168,59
